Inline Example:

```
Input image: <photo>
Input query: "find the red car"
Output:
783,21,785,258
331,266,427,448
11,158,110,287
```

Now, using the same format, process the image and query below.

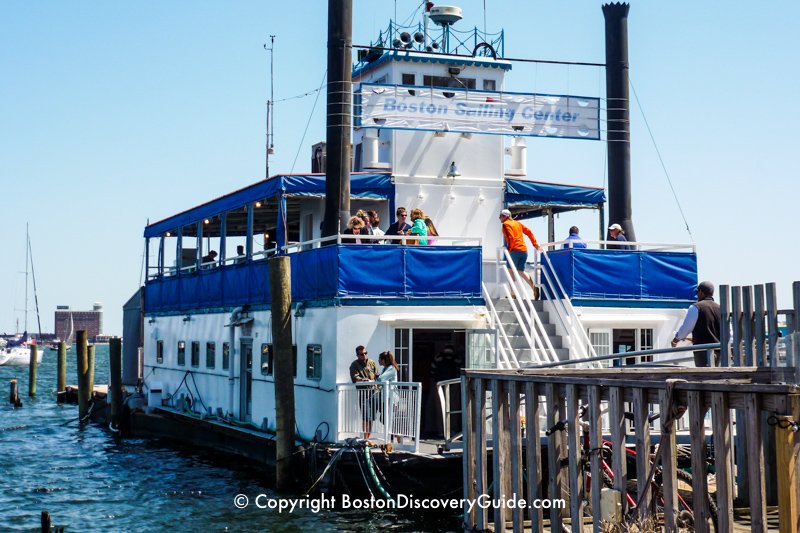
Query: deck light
204,219,210,225
447,161,460,178
165,232,172,237
255,201,262,208
417,186,425,200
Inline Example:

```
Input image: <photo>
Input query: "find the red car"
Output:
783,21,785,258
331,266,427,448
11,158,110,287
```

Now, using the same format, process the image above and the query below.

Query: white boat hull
0,346,44,366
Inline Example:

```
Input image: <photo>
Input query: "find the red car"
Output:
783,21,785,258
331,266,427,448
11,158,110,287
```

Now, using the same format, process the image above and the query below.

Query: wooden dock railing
462,367,800,533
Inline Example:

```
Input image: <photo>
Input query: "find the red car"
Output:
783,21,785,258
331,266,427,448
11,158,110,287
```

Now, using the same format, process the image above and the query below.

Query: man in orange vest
499,209,542,296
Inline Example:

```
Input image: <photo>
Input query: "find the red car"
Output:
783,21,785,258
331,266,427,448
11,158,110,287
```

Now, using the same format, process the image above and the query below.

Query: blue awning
505,178,605,219
144,173,392,238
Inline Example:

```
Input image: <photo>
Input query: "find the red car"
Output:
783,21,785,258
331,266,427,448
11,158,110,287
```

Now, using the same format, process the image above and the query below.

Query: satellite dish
429,5,463,26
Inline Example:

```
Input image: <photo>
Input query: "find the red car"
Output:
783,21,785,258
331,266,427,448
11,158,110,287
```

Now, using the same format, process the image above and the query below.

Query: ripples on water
0,347,458,532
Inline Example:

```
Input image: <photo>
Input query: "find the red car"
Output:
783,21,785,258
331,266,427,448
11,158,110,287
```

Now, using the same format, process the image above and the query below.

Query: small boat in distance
47,313,74,351
1,224,44,366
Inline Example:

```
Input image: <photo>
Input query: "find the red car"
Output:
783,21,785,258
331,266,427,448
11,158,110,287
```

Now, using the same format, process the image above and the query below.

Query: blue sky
1,1,798,335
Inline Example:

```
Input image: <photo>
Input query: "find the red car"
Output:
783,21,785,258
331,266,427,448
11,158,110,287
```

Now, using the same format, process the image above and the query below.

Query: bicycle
546,406,718,530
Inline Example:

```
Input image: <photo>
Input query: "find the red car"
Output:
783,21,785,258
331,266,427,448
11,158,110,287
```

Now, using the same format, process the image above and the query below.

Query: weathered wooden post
269,255,295,491
775,414,799,533
109,337,123,427
41,510,51,533
76,330,89,419
28,345,38,397
10,379,21,407
87,344,96,400
57,341,67,394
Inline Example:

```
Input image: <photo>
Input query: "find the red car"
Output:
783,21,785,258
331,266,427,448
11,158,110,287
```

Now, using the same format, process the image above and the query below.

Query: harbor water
0,347,457,532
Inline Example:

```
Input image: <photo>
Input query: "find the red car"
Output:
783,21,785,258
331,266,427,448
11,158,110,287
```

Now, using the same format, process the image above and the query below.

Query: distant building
55,303,103,342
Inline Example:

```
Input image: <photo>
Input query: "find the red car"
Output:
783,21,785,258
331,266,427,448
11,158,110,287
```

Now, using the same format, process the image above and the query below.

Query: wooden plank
566,384,583,533
474,378,488,530
688,390,710,533
587,386,603,532
720,284,731,367
524,381,544,532
631,387,651,518
711,392,734,531
754,284,766,366
744,393,767,531
742,286,754,366
462,376,476,526
491,379,509,532
608,386,627,514
659,388,678,531
731,286,743,366
766,282,779,368
776,413,799,533
508,381,523,533
546,383,564,531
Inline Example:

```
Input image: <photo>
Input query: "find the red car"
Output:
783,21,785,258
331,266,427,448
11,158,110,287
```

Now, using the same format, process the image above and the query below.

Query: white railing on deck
336,381,421,453
481,283,515,369
537,249,599,366
497,248,559,365
544,239,695,253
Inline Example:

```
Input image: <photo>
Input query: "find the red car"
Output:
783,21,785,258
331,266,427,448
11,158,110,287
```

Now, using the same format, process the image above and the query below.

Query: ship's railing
336,381,421,453
543,239,696,253
150,234,483,277
538,249,598,364
481,283,515,369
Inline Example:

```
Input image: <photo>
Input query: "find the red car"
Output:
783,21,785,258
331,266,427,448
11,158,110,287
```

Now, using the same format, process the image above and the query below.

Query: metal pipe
322,0,353,238
602,3,636,241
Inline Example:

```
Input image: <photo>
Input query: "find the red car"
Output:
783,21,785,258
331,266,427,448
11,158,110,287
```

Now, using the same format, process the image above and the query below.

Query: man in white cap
671,281,721,367
499,209,542,296
607,223,631,250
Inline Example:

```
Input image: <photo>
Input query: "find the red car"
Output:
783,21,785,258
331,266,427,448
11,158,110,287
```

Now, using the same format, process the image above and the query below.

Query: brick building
54,303,103,342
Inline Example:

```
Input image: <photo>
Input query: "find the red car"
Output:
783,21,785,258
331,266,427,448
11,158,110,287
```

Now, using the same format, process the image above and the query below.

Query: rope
634,378,687,518
289,70,327,174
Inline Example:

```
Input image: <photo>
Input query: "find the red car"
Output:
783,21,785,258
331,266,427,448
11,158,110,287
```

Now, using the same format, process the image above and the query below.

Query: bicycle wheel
653,469,719,530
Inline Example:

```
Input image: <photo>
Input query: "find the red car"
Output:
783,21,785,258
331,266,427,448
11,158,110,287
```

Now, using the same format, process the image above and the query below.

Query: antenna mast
264,35,276,179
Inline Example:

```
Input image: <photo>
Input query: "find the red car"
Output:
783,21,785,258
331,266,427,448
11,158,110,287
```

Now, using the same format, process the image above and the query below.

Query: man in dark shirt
349,345,377,439
385,207,411,244
671,281,722,367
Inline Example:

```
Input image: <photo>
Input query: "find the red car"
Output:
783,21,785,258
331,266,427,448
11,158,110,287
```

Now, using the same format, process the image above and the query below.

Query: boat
1,225,44,366
47,313,74,351
125,2,699,497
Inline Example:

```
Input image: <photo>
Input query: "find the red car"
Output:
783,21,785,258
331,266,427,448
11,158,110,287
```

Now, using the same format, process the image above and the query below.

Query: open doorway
409,329,466,439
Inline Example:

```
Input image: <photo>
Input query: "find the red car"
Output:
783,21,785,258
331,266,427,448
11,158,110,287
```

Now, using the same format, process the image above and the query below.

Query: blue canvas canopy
505,178,605,219
144,172,393,238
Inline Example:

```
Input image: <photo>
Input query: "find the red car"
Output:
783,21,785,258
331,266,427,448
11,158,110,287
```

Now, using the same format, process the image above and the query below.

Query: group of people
349,345,401,440
344,207,439,245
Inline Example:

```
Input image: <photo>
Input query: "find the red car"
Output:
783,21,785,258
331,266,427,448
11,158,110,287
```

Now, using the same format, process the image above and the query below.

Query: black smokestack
322,0,353,238
602,2,635,241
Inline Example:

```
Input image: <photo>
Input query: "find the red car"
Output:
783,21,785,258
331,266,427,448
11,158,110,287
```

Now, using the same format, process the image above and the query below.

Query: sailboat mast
28,233,43,340
24,223,29,333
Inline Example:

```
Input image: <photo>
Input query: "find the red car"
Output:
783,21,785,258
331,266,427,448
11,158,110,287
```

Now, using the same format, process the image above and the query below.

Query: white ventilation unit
505,137,527,176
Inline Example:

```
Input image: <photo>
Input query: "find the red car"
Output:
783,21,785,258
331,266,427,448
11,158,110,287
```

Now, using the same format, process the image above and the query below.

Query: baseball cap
500,209,512,217
608,223,623,232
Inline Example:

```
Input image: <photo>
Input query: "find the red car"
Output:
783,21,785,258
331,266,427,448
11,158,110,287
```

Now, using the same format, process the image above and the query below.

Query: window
191,341,200,367
222,342,230,370
261,344,272,376
588,329,612,368
401,73,415,85
306,344,322,380
639,329,654,363
177,341,185,366
262,344,298,377
156,340,164,364
206,342,215,368
422,75,476,90
394,328,411,382
483,79,496,91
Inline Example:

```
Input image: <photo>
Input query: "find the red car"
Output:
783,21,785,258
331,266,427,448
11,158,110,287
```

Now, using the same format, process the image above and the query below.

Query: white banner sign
356,83,601,140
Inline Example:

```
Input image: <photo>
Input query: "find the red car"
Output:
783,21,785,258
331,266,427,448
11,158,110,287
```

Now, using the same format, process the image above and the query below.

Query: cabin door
239,339,253,421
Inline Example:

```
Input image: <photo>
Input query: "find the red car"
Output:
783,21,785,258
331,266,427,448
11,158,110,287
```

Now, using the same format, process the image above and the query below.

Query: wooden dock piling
87,344,96,400
109,337,123,427
269,255,295,491
57,341,67,393
10,379,21,407
76,331,89,419
28,345,38,397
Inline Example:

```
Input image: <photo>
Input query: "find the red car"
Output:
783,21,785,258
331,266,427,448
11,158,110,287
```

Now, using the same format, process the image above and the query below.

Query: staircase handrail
498,247,559,364
538,249,599,365
481,283,517,369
